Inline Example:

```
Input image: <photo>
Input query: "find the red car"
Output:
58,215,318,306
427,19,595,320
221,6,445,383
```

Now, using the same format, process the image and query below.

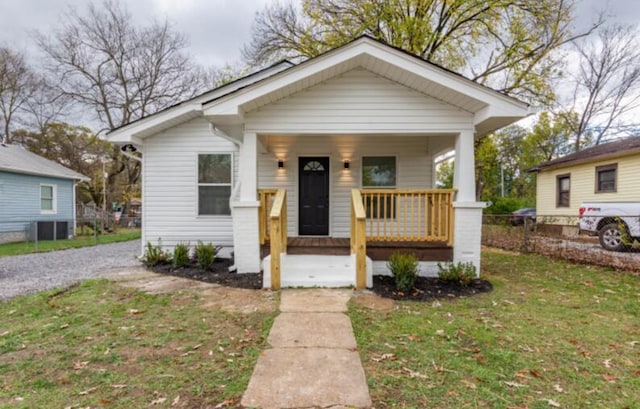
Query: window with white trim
40,184,56,213
198,153,232,215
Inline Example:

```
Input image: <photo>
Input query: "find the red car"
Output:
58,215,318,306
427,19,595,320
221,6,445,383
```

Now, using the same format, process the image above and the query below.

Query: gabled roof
0,144,89,181
530,136,640,172
107,35,530,143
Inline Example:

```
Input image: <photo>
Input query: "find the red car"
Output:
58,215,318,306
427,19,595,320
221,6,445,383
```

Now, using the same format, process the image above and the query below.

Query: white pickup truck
579,202,640,251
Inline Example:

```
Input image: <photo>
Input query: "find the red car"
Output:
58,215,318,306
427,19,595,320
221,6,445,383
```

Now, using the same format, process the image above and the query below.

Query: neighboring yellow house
530,137,640,234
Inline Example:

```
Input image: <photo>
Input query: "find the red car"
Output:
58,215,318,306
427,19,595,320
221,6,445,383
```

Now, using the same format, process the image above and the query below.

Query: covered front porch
258,188,458,289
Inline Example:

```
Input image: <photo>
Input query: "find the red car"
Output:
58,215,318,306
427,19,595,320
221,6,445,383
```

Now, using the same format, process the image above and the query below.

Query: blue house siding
0,171,75,240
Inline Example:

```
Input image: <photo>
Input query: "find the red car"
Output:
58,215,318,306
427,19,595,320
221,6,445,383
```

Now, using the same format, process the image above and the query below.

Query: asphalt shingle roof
531,136,640,171
0,144,89,181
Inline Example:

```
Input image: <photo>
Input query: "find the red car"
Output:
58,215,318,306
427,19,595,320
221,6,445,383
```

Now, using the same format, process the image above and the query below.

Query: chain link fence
0,215,141,249
482,214,640,273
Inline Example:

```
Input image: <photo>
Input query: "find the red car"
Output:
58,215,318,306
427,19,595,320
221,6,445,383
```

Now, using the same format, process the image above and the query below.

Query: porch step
262,254,373,289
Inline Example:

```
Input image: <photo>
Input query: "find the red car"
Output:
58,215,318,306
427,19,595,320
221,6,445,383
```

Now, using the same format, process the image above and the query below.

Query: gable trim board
105,36,530,280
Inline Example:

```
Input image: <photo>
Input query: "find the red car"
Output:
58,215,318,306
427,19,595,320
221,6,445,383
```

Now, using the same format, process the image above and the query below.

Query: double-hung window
198,153,232,215
556,174,570,207
40,184,56,213
595,164,617,193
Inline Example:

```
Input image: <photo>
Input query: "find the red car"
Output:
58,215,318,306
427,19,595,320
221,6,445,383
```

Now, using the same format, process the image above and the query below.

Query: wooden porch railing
258,189,278,245
268,189,287,290
360,189,455,246
350,189,367,290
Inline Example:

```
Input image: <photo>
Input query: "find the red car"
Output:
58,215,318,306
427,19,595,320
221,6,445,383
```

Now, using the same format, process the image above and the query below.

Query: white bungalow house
106,36,530,289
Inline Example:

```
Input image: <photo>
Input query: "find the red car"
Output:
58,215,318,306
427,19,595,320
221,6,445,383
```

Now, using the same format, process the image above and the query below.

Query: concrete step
263,254,373,288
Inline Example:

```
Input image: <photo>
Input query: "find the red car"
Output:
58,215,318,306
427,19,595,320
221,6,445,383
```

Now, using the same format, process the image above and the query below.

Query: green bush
195,241,217,270
437,261,477,287
484,196,529,215
172,242,190,269
141,240,170,267
387,252,419,292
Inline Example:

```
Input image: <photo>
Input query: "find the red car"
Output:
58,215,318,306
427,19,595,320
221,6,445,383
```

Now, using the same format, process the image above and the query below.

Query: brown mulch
149,259,493,300
371,275,493,301
149,258,263,289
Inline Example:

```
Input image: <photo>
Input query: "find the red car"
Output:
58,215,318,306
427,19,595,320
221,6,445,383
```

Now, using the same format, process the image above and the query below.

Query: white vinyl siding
536,153,640,221
143,118,238,249
257,134,437,237
245,68,474,134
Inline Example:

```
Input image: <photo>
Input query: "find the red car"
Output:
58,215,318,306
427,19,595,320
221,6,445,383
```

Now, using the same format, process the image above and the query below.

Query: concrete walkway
241,289,372,408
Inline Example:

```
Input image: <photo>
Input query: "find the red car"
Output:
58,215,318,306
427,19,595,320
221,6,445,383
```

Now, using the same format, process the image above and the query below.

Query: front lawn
351,249,640,408
0,280,275,408
0,228,141,258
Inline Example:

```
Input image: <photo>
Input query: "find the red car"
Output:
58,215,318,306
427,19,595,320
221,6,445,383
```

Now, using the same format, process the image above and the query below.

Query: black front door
299,157,329,235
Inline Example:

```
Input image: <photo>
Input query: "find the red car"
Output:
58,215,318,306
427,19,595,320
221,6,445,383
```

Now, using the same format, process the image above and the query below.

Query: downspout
209,122,242,272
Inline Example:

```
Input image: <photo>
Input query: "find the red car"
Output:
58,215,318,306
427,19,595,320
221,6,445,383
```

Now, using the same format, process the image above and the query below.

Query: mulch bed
150,259,492,301
370,275,493,301
149,258,263,289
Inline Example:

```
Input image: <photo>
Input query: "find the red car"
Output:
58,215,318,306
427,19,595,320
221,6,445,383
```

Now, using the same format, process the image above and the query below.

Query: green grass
350,249,640,408
0,228,141,258
0,279,275,408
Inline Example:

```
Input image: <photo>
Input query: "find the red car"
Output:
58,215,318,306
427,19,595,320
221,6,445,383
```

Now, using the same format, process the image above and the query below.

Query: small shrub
172,242,190,269
141,240,169,267
438,261,477,287
195,241,217,270
387,252,419,292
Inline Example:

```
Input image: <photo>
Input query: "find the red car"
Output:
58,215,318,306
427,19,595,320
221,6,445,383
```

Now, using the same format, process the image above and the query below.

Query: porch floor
261,237,453,261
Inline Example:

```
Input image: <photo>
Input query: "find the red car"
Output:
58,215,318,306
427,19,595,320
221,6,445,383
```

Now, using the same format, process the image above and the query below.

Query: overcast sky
1,0,639,70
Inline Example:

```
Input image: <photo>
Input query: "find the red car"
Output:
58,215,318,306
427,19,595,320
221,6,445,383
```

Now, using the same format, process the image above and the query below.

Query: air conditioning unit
29,220,72,241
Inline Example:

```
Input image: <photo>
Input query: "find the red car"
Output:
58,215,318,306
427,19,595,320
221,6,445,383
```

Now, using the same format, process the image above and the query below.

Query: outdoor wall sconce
343,160,350,169
278,159,284,168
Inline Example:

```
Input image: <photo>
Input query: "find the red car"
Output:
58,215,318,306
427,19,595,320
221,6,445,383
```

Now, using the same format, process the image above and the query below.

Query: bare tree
0,47,37,144
562,25,640,149
22,75,72,134
35,0,207,209
35,0,205,133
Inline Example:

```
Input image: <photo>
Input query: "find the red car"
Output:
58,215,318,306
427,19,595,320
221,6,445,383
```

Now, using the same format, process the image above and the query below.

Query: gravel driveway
0,239,142,301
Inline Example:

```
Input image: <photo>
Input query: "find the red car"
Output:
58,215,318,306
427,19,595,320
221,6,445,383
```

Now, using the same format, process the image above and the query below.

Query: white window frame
40,183,57,214
196,152,233,217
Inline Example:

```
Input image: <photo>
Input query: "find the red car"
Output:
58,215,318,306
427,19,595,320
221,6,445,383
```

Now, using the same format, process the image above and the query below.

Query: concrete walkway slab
267,312,357,349
241,348,371,409
280,288,352,313
243,288,371,408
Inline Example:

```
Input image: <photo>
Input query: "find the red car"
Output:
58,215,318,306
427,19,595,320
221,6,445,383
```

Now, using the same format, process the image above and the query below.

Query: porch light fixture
343,160,350,169
278,159,284,168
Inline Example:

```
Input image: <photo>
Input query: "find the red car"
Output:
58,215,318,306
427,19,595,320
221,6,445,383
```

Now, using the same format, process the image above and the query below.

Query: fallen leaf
214,399,234,408
372,353,396,362
546,398,561,407
402,367,427,379
603,374,616,383
73,361,89,370
407,335,422,342
150,397,167,405
553,384,564,393
530,369,543,379
79,387,97,396
461,379,477,389
504,381,525,388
